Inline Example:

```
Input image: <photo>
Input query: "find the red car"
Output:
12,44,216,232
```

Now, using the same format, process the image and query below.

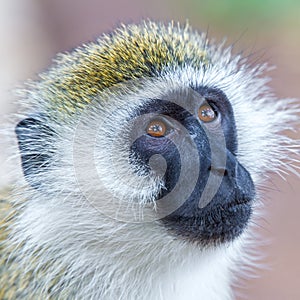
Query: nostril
208,165,228,176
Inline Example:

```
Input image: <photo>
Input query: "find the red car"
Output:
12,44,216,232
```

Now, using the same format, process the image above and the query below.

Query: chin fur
9,192,245,300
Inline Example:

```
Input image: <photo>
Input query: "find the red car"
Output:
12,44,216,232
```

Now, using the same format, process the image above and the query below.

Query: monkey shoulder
0,189,34,300
0,189,68,300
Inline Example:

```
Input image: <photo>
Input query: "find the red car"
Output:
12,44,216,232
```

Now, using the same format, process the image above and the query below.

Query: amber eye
146,120,167,137
198,104,217,123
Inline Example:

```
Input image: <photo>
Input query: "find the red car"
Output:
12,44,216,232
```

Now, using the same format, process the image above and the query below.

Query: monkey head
8,21,299,299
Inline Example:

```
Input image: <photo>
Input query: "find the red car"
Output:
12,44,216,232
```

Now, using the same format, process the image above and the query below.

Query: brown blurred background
0,0,299,299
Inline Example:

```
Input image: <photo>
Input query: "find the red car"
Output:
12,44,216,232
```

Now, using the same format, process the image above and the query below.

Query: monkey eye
146,119,167,137
198,103,218,123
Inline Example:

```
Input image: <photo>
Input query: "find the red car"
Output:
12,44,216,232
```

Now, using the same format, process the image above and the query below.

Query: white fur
7,38,299,300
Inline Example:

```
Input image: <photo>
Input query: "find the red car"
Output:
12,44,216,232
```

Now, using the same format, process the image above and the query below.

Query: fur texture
0,20,299,299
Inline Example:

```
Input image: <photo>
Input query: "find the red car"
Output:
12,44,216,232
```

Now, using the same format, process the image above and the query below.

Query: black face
130,87,255,246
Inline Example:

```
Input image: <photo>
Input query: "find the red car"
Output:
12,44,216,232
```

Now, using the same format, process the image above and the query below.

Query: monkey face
129,87,255,246
16,79,255,247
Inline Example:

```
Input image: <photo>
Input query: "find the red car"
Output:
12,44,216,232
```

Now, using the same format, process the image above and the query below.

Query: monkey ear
15,116,55,188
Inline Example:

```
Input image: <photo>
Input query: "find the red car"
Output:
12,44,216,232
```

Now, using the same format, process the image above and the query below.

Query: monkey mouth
161,198,253,246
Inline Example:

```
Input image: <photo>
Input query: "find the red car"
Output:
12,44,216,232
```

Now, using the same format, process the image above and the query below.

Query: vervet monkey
0,21,299,300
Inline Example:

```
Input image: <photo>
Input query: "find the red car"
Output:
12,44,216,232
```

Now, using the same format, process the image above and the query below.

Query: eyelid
207,101,220,115
209,102,222,122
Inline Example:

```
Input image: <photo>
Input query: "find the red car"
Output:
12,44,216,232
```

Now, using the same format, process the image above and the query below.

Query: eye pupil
198,104,217,123
150,124,162,132
147,120,166,137
201,107,214,118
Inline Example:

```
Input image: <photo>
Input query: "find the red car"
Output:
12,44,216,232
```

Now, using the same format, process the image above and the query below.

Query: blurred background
0,0,299,299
